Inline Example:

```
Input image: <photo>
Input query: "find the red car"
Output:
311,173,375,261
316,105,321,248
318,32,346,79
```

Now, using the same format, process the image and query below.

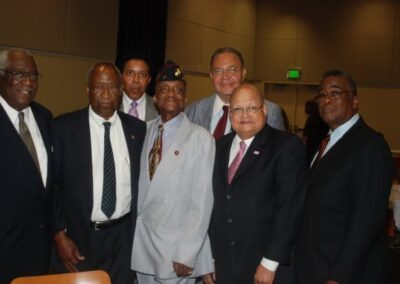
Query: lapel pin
253,150,260,155
131,134,135,139
175,150,179,155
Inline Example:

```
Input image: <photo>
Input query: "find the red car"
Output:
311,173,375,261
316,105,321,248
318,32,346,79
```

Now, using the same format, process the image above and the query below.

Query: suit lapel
229,126,272,187
140,115,191,210
308,118,364,183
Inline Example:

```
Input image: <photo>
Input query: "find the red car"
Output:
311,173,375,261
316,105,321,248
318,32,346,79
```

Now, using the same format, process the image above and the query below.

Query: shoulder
185,94,215,112
31,101,53,119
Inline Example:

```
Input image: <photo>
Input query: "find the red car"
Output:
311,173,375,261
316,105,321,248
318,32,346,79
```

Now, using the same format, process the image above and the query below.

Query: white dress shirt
229,134,279,272
0,95,48,186
89,106,131,221
122,92,147,121
310,113,360,167
210,95,231,135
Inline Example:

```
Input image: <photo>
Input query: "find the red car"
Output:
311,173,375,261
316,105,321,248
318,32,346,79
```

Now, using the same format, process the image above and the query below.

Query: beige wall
166,0,257,103
0,0,119,116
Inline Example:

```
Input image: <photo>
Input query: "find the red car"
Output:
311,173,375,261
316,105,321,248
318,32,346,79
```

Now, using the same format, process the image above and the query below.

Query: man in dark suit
203,83,307,284
294,70,394,284
0,48,53,283
118,53,158,121
52,62,146,284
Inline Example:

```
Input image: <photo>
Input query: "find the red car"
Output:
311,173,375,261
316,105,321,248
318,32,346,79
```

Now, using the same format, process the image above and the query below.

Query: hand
54,230,85,272
202,272,216,284
172,261,193,277
326,280,339,284
254,264,275,284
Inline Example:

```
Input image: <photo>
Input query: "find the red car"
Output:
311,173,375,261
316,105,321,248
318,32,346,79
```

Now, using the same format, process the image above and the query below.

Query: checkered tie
101,122,116,218
18,112,40,173
128,101,139,118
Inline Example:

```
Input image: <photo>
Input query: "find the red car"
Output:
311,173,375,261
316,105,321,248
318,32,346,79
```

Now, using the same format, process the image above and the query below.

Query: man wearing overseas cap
131,60,215,284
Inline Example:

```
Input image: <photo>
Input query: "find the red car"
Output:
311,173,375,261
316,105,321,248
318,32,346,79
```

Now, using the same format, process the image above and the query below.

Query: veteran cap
155,60,185,83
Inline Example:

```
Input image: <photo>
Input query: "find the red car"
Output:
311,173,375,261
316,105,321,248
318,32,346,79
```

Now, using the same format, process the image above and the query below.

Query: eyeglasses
211,66,242,77
314,90,352,104
2,70,41,81
230,105,263,115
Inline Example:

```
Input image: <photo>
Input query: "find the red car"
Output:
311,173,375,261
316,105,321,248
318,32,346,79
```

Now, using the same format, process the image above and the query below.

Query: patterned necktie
149,124,164,180
18,112,40,172
128,101,139,118
213,105,229,139
228,141,247,184
101,122,116,219
312,133,331,168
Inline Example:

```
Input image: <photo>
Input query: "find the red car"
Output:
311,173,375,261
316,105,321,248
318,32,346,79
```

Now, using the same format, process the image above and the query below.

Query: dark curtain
116,0,168,95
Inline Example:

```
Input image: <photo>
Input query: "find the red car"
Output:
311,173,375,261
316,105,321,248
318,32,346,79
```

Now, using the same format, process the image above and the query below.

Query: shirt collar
213,94,229,116
123,91,146,106
88,105,118,127
233,134,255,148
0,94,32,123
156,112,184,134
330,113,360,141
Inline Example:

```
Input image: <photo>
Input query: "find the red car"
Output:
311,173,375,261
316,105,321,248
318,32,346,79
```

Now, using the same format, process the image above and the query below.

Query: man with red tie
204,83,306,284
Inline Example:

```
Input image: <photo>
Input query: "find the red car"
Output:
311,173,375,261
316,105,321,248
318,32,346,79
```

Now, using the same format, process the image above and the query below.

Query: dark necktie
228,141,247,184
149,124,163,180
101,122,116,219
312,134,330,168
18,112,40,172
213,105,229,139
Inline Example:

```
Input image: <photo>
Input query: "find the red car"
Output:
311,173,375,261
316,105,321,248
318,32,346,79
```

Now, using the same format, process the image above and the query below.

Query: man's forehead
319,76,349,90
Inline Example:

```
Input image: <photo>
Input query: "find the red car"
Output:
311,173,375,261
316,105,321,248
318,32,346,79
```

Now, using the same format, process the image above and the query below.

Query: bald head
229,83,267,140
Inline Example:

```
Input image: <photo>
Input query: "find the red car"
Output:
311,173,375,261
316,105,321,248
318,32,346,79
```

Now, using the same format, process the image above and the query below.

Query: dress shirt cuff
260,257,279,271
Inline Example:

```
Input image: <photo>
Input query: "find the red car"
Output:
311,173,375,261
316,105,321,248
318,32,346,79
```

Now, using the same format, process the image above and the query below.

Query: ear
86,87,90,95
241,67,247,81
209,72,213,79
352,95,359,108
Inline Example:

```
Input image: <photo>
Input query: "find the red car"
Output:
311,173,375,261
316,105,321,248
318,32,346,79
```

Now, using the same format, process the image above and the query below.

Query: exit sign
287,68,301,80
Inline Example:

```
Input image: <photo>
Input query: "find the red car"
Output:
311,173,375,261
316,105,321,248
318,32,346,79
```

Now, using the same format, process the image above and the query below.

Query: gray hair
0,48,34,76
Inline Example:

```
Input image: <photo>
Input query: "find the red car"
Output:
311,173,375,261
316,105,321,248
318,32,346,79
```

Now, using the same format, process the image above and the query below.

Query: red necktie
213,106,229,139
313,134,330,167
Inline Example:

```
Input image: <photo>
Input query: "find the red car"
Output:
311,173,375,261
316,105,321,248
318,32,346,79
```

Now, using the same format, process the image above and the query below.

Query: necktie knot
128,101,139,118
131,101,138,108
222,105,229,113
213,105,230,139
103,121,111,129
18,111,25,121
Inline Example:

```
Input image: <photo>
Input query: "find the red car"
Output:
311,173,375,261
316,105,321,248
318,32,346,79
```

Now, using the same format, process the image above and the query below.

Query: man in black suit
204,83,307,284
52,62,146,284
0,49,53,283
294,70,394,284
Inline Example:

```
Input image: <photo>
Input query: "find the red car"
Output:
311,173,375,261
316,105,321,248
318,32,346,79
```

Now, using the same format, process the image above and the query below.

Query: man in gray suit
118,53,158,121
131,60,215,283
185,47,285,138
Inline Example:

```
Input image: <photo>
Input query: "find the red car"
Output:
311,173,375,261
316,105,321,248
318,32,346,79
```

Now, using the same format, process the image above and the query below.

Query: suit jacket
211,125,307,284
120,93,158,121
185,93,286,131
52,108,145,270
0,102,53,284
131,114,215,279
294,117,394,284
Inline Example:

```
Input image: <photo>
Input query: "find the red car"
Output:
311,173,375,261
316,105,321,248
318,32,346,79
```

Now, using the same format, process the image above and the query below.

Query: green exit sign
287,68,301,80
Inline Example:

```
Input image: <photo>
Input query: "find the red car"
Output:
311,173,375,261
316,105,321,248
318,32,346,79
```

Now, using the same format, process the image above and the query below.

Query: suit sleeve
172,133,215,267
264,135,307,263
329,135,394,282
51,119,67,235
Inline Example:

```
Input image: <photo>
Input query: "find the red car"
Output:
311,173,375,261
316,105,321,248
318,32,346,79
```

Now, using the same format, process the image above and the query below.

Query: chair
11,270,111,284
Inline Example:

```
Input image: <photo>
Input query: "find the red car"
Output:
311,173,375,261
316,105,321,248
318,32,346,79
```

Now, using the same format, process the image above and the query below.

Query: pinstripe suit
185,94,285,132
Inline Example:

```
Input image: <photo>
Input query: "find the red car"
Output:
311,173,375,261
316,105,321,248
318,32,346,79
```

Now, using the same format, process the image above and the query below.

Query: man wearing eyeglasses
118,53,158,121
294,70,394,284
203,83,306,284
185,47,285,139
0,48,53,283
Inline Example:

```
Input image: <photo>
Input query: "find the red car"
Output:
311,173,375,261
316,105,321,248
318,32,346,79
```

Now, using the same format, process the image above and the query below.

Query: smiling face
230,84,266,140
154,80,186,122
87,64,122,120
0,51,38,111
317,75,359,130
210,52,246,104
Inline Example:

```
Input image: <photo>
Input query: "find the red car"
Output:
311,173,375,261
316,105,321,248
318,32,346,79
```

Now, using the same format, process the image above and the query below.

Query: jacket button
226,194,231,200
230,241,235,246
227,218,232,223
